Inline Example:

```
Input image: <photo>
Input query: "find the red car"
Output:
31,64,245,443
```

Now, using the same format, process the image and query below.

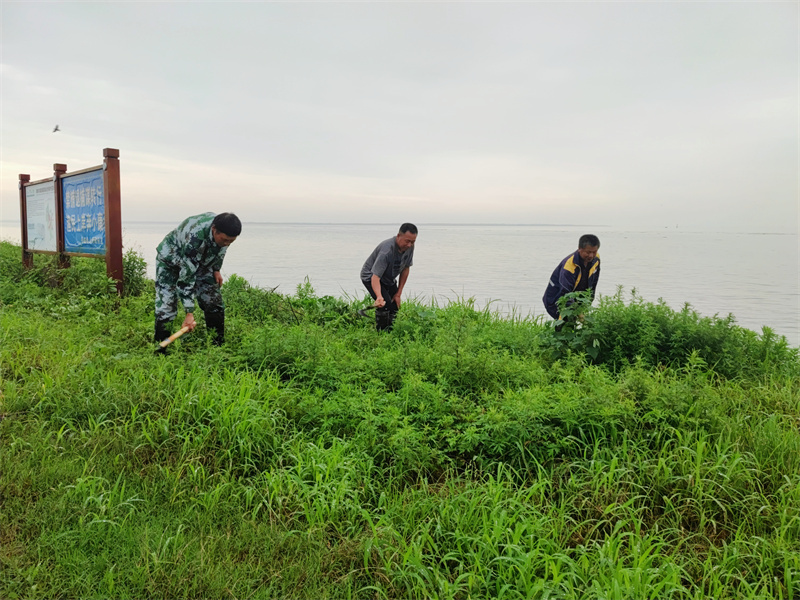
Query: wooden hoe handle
158,326,190,348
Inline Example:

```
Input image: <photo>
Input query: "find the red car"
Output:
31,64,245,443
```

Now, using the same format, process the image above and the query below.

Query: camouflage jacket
156,212,227,312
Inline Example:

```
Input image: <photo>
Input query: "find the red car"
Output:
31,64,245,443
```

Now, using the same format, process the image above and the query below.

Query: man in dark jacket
543,234,601,321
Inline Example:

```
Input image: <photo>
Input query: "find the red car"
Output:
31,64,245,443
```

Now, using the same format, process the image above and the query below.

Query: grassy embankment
1,239,799,600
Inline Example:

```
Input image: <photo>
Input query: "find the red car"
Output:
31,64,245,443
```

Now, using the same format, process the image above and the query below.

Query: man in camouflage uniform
154,212,241,349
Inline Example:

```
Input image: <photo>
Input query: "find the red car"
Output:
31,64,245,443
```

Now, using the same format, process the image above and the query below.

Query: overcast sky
1,2,797,231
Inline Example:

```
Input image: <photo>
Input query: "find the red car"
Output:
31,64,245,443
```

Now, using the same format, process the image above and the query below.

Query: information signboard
19,148,123,294
62,168,105,254
25,180,58,252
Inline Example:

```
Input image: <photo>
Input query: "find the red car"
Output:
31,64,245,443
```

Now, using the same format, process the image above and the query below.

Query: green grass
2,240,799,599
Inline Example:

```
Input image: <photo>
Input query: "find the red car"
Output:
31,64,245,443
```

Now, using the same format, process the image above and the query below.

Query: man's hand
374,296,386,308
182,313,197,331
214,271,223,287
395,268,410,309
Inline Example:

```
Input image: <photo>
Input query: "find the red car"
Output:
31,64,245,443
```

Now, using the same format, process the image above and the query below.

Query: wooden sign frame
18,148,124,295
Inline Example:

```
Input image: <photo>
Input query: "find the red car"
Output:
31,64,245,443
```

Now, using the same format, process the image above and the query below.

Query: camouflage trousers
155,261,224,322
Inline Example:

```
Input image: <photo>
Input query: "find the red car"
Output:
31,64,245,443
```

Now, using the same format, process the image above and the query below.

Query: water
2,221,798,346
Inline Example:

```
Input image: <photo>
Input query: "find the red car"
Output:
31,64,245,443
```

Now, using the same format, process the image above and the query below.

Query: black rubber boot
375,308,394,332
204,310,225,345
154,319,172,355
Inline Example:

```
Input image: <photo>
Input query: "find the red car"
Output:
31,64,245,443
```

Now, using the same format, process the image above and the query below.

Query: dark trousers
362,279,399,331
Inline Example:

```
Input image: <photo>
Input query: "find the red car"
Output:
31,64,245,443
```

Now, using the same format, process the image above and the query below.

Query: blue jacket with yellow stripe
542,250,601,319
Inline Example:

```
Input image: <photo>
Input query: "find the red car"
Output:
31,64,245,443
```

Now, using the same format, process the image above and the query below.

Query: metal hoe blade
356,306,378,318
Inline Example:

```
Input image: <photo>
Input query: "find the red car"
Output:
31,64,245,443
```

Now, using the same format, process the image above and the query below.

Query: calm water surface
2,222,798,346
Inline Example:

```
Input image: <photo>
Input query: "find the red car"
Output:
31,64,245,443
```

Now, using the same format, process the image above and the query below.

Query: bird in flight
53,125,60,132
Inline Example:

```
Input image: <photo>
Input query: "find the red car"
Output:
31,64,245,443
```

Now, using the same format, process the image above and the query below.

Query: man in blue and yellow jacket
543,234,601,320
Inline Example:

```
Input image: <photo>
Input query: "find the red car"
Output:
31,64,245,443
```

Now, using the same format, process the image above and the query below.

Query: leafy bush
538,290,601,361
59,258,118,297
0,241,123,299
542,288,800,381
223,274,298,325
122,248,149,297
0,242,45,305
0,241,26,282
291,277,355,327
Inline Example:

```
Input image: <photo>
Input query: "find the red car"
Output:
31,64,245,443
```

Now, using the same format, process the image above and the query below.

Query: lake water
2,221,798,346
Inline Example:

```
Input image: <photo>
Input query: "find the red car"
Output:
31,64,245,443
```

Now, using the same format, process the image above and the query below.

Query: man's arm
176,253,200,312
177,255,200,331
175,231,208,328
558,264,578,295
212,250,225,274
371,275,385,307
589,261,600,302
393,267,410,307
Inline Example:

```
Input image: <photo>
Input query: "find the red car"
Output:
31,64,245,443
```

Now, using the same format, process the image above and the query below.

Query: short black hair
579,234,600,249
399,223,418,235
212,213,242,237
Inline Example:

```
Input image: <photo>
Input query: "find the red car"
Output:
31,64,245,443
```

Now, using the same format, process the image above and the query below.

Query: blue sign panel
62,169,105,254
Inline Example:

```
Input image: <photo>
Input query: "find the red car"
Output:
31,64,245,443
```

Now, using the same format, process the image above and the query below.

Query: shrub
543,288,800,382
0,241,26,282
122,248,149,297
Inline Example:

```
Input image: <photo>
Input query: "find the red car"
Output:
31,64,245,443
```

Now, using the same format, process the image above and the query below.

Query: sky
1,1,798,232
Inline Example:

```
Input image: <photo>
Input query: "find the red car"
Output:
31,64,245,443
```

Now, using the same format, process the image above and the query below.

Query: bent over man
543,234,601,321
154,212,241,348
360,223,417,331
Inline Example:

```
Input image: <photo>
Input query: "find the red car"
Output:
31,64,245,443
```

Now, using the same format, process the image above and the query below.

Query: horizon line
0,218,603,227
